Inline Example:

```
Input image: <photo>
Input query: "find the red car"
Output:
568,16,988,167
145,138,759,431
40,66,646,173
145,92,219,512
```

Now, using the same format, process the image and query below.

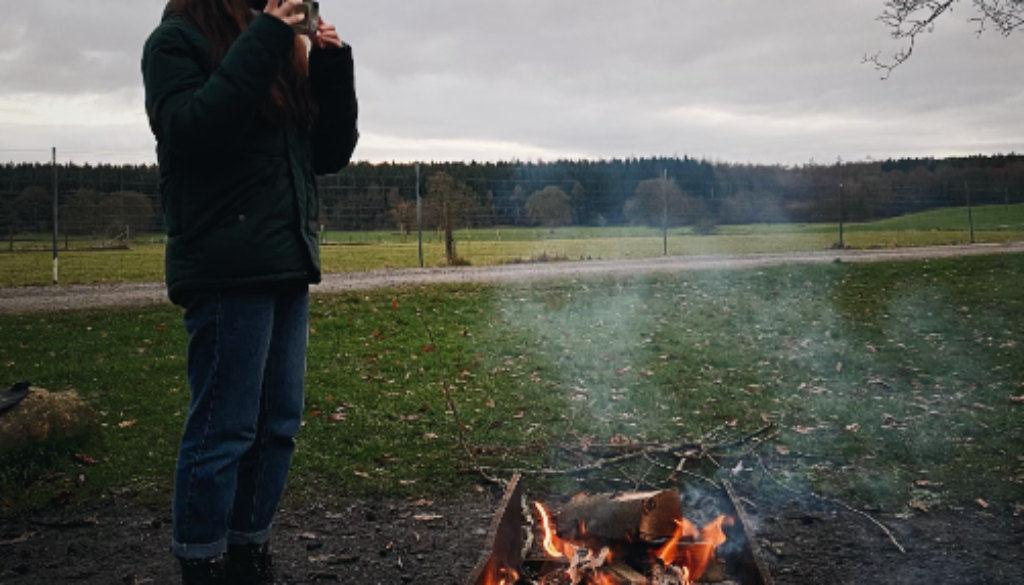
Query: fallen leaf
794,426,816,435
399,480,417,486
412,499,433,507
486,398,495,408
354,471,371,478
976,499,989,509
423,433,438,441
413,514,443,522
909,500,929,513
845,424,860,433
118,420,137,429
835,362,843,373
776,445,791,456
74,453,98,466
327,413,346,422
610,434,633,446
1014,503,1023,517
1010,396,1024,405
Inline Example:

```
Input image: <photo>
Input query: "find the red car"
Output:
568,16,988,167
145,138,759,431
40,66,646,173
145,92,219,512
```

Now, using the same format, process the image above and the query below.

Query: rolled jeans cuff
228,526,273,546
172,537,227,560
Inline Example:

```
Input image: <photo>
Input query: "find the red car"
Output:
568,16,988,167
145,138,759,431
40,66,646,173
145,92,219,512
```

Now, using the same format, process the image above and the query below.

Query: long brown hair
167,0,317,130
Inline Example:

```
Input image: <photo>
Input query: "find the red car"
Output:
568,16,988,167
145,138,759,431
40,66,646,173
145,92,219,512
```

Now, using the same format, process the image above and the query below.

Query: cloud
1,0,1022,164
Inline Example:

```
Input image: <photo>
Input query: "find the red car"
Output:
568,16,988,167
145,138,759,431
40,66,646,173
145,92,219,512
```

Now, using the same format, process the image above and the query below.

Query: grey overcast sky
1,0,1021,165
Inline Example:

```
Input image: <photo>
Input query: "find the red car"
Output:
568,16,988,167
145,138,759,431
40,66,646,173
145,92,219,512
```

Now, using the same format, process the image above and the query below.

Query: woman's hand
264,0,306,28
312,17,345,50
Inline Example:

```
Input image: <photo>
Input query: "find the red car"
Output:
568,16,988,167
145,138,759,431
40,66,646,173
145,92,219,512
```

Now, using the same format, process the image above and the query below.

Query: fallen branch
473,441,701,477
644,452,722,490
415,307,504,486
711,424,777,452
472,425,774,485
754,453,907,555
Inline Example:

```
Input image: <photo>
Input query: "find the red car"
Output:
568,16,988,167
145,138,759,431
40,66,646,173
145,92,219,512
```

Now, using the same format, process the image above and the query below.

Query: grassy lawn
2,222,1024,287
2,254,1023,515
846,203,1024,233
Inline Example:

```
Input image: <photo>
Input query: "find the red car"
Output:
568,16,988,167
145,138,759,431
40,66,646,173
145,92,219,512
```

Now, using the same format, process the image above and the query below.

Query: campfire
532,491,729,585
468,477,769,585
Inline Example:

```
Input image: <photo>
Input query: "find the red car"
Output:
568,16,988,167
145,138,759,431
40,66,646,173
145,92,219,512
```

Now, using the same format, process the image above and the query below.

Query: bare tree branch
868,0,1023,77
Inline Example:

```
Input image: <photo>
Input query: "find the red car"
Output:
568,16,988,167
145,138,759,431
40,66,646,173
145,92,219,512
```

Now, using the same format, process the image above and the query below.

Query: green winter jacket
142,8,358,305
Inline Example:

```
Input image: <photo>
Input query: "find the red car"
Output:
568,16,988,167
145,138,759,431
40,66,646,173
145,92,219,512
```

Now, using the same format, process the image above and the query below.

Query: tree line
2,154,1023,235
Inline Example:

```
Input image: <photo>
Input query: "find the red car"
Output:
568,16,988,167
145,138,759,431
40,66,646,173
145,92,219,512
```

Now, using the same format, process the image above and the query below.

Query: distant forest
2,154,1023,234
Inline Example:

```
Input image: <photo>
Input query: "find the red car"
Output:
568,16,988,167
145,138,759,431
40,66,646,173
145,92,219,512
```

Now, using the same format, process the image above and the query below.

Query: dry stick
415,307,502,486
730,431,780,463
472,425,772,485
711,424,777,452
475,441,700,477
644,452,721,490
755,453,907,555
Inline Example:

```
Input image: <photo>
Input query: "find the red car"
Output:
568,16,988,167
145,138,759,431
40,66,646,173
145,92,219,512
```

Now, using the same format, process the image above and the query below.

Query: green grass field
2,205,1024,287
2,254,1023,515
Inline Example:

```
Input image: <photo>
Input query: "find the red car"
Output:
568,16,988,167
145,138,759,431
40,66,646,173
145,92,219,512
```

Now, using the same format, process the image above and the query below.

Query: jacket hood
161,0,178,22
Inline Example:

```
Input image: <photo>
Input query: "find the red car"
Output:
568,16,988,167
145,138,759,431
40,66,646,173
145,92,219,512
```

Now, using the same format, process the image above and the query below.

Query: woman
141,0,358,582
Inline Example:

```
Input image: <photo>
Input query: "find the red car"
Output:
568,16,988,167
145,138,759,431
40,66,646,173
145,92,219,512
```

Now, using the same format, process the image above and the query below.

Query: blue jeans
172,286,309,560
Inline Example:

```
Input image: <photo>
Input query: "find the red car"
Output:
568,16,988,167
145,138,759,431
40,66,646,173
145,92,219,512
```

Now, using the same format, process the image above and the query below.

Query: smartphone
290,0,320,36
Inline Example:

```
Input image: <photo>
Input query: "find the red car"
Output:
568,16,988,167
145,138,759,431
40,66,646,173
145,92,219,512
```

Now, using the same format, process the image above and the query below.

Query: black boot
179,557,225,585
225,543,277,585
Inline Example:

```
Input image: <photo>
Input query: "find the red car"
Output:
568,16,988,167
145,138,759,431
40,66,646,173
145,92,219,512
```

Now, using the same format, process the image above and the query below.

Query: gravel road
2,242,1022,314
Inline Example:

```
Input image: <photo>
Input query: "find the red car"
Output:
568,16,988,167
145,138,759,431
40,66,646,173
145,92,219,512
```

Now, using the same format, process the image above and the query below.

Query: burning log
557,490,684,543
604,562,648,584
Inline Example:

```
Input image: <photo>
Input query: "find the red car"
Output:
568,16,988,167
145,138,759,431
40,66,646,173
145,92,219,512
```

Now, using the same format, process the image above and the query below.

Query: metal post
661,169,668,256
838,182,845,249
52,147,58,285
416,163,423,268
966,181,975,244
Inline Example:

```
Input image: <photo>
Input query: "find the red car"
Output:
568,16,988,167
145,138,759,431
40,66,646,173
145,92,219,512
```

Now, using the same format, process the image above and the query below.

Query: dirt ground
1,485,1022,585
2,243,1023,314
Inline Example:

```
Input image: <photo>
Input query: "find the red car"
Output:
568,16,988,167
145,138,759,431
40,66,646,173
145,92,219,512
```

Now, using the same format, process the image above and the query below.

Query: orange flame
534,502,564,558
657,518,700,565
656,515,730,582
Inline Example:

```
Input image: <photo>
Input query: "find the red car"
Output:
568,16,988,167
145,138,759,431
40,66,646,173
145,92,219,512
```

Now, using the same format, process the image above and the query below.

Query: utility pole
661,169,668,256
416,163,423,268
966,181,975,244
838,181,845,249
52,147,59,285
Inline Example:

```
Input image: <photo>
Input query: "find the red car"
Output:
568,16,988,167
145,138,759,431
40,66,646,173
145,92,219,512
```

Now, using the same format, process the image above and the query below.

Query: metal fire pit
466,476,773,585
466,475,528,585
